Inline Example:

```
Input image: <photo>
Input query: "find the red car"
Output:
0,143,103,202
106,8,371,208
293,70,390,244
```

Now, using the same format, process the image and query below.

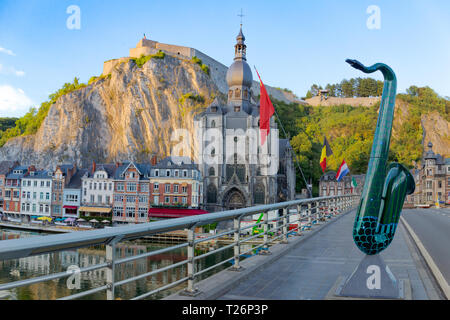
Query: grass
132,51,166,68
191,56,210,76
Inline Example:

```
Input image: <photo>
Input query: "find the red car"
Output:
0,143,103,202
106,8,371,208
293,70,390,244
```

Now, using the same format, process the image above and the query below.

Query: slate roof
67,169,88,189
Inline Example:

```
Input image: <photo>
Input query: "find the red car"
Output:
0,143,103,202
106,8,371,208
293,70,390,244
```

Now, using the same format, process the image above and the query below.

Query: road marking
400,216,450,300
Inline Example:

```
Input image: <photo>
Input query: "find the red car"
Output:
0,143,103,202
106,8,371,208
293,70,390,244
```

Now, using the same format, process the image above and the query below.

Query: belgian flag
320,137,333,173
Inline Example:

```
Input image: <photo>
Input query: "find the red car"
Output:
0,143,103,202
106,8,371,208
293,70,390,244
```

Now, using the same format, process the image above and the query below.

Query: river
0,227,234,300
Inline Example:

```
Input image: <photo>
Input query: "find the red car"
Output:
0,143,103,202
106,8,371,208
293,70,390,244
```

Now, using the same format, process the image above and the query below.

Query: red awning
63,206,78,210
148,208,209,219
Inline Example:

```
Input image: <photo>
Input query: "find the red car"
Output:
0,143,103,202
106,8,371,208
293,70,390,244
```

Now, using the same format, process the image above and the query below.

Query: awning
148,208,209,219
63,206,78,210
79,207,112,214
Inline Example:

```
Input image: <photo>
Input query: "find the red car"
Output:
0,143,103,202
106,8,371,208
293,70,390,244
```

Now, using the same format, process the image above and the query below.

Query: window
254,184,265,204
182,197,187,205
126,196,135,203
234,106,241,112
139,196,148,203
46,181,50,187
209,167,215,176
40,181,45,187
46,192,50,200
116,182,124,191
182,186,187,193
165,196,170,204
426,181,432,189
106,196,110,204
165,184,171,193
34,181,37,187
174,197,178,204
40,192,44,200
175,170,179,177
98,195,103,203
138,207,147,218
211,120,216,128
154,170,159,177
90,195,95,203
153,183,159,191
183,171,188,177
99,183,102,190
89,182,92,190
126,207,135,218
166,170,171,177
174,185,179,193
140,183,149,192
153,196,159,206
32,204,36,212
109,183,112,191
127,183,137,192
94,183,97,190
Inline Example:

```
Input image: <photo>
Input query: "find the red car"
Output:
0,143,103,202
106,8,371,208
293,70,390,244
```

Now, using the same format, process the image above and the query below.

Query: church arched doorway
223,188,246,211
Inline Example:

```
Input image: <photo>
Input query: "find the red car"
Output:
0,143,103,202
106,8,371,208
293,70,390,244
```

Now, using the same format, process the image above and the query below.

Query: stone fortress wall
102,38,302,104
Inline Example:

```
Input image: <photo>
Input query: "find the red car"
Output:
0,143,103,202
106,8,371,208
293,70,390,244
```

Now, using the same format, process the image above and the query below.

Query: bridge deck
167,210,441,300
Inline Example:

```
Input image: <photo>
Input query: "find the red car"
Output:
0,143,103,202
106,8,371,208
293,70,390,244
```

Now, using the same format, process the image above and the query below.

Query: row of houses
0,157,204,225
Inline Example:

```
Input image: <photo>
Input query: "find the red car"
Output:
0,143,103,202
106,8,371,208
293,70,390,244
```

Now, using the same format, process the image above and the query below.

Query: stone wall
305,96,380,107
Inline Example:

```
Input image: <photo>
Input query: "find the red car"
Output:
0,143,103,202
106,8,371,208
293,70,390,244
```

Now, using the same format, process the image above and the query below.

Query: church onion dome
226,61,253,88
424,142,437,160
226,26,253,88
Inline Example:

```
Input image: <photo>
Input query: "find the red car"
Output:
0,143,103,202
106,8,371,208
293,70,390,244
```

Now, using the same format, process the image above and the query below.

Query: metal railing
0,195,359,300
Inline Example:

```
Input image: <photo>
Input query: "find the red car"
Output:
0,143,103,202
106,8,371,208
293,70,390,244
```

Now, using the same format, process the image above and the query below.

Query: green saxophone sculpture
346,59,415,255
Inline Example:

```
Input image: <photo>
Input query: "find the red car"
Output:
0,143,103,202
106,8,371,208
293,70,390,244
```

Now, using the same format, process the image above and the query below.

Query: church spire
234,25,247,61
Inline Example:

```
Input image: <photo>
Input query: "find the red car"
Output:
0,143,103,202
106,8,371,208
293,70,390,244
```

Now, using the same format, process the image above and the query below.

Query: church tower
226,26,254,113
195,25,295,213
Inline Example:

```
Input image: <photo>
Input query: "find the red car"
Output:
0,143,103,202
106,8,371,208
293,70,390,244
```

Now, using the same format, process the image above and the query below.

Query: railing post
307,202,312,227
314,201,321,224
230,215,245,271
259,210,272,255
106,243,116,300
295,205,302,236
181,225,200,296
280,207,288,244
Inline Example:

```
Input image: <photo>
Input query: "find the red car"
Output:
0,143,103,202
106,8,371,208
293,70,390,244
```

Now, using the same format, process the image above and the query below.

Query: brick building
319,171,365,197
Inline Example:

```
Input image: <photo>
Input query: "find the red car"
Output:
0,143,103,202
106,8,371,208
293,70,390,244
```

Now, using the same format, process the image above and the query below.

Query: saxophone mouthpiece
345,59,366,72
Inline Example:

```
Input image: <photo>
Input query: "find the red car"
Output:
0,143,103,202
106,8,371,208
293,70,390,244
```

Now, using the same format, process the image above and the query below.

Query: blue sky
0,0,449,117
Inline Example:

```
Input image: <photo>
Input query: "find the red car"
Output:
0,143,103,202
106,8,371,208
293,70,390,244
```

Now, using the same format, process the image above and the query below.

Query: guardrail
0,195,359,300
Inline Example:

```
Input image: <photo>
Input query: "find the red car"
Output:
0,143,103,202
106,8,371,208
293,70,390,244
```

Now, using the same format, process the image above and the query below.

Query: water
0,228,234,300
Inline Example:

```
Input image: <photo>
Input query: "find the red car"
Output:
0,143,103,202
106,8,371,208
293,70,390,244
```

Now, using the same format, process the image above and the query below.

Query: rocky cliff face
0,55,220,169
421,111,450,157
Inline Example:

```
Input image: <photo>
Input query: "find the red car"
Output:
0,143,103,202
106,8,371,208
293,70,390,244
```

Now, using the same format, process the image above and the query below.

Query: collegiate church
195,26,296,212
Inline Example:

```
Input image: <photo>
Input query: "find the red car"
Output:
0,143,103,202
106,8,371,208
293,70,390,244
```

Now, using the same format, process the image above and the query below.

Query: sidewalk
167,209,441,300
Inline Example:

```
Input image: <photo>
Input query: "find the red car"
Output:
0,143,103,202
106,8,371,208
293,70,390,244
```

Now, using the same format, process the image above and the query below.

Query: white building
80,162,116,218
20,169,53,219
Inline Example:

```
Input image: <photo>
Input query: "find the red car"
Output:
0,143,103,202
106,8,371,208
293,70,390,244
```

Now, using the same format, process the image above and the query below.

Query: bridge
0,195,447,300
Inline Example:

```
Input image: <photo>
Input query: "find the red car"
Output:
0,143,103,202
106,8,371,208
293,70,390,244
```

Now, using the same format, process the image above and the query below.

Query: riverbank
0,221,79,233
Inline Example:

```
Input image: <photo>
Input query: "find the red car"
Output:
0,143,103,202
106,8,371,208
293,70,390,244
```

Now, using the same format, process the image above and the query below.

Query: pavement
167,208,444,300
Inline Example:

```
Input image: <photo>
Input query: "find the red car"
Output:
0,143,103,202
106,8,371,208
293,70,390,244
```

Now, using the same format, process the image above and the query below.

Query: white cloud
0,85,34,117
0,46,15,56
0,63,25,77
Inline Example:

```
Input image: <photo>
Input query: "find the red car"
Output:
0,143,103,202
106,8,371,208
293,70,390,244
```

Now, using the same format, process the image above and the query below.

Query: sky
0,0,449,117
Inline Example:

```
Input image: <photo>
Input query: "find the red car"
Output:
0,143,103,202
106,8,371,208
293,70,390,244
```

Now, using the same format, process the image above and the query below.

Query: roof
67,169,88,189
86,163,117,178
154,157,198,170
6,165,28,180
0,161,18,175
26,170,53,180
148,208,209,219
114,162,152,180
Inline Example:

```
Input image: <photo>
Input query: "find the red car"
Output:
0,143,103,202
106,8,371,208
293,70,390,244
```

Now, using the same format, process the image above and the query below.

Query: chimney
151,155,157,166
92,160,96,174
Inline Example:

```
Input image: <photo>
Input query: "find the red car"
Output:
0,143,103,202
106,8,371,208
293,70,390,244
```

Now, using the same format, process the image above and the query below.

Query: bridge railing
0,195,359,300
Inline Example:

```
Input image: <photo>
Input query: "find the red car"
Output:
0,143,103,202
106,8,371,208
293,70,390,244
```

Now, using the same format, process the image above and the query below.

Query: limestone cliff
421,111,450,157
0,55,220,169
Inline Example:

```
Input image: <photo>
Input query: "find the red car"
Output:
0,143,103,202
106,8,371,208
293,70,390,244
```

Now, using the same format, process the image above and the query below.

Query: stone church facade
195,27,295,212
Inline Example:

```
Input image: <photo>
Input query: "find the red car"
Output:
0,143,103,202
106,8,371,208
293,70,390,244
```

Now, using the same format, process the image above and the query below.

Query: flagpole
254,66,312,197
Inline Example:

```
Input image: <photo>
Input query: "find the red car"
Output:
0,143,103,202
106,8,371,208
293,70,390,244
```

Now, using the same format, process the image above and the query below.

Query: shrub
132,51,166,68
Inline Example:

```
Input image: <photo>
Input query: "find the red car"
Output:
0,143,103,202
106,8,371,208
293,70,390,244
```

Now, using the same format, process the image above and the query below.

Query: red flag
255,68,275,145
